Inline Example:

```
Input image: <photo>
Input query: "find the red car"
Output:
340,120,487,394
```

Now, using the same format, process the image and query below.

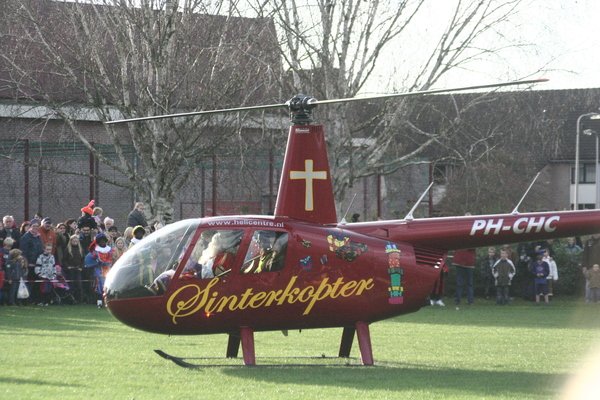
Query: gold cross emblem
290,159,327,211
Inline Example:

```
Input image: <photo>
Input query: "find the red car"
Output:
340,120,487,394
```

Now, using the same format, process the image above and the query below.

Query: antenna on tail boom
404,182,434,221
511,172,541,215
340,193,358,224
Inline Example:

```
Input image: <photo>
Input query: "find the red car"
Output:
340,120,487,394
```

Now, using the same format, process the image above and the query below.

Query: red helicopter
104,79,600,367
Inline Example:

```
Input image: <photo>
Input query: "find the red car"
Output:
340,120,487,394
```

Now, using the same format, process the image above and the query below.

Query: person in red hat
84,232,114,308
77,200,98,231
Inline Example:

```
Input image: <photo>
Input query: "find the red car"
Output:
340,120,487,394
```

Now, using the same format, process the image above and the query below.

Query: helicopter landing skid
154,349,361,368
154,349,205,368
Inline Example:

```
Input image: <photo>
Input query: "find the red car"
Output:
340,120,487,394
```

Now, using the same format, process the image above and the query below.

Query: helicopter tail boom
350,210,600,251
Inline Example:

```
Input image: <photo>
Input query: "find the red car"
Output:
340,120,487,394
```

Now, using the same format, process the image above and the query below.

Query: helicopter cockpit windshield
105,219,200,300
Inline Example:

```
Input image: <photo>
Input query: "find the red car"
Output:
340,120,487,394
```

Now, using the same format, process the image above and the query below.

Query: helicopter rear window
241,230,288,274
179,230,243,280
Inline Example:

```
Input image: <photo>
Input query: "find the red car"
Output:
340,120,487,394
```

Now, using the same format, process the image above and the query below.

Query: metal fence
0,140,283,229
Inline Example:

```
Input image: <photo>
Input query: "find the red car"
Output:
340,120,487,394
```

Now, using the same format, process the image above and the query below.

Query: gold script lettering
165,275,376,324
166,278,219,324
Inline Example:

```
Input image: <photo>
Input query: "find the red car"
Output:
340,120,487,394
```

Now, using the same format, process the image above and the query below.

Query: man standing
453,248,476,309
39,217,57,254
0,215,21,249
127,202,148,228
582,234,600,303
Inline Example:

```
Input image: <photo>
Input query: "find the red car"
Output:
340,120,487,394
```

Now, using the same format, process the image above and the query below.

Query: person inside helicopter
242,231,288,274
180,230,243,280
105,219,200,299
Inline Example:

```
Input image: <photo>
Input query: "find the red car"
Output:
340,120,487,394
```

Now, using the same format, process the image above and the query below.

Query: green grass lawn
2,298,600,400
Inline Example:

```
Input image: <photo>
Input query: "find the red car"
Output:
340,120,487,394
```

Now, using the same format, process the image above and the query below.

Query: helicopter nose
106,296,171,334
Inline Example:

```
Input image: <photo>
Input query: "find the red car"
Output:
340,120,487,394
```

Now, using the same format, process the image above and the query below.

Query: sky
69,1,600,92
367,0,600,93
515,0,600,89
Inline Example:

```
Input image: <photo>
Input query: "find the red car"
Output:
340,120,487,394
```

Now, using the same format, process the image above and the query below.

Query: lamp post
574,113,600,209
584,128,600,208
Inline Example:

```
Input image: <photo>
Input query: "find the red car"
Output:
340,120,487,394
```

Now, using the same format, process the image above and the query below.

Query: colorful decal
289,159,327,211
470,216,560,236
166,276,375,324
299,256,313,271
320,254,328,265
386,242,404,304
301,239,312,248
388,267,404,304
327,231,349,252
326,231,368,262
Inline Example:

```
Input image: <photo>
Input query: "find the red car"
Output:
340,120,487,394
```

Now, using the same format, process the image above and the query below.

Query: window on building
433,164,453,185
571,163,596,184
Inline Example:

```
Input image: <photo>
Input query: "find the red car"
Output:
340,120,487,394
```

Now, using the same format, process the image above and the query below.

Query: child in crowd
93,207,104,229
113,237,127,263
582,264,600,303
481,247,498,299
542,248,559,296
492,249,516,305
530,251,550,305
5,248,27,305
35,244,57,306
0,237,14,304
129,225,146,248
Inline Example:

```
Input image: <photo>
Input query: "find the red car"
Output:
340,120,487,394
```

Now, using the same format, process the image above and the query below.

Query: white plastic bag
17,278,29,299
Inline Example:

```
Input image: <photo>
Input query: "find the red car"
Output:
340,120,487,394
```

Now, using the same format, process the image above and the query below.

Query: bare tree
246,0,536,205
0,0,281,223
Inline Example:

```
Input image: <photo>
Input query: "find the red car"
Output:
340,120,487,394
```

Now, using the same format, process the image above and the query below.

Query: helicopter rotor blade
312,78,548,107
104,78,547,125
104,102,287,125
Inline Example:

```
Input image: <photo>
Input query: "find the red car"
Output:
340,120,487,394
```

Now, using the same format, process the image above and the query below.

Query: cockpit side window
241,230,288,274
179,230,243,280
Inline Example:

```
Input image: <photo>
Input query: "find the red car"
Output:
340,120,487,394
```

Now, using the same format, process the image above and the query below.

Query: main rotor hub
286,94,318,125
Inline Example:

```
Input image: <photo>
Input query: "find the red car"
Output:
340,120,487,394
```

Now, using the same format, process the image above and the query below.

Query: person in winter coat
85,233,114,308
582,264,600,303
5,248,27,305
530,251,550,305
19,219,44,303
542,248,559,296
480,247,498,300
38,217,57,254
127,202,148,228
35,244,57,306
453,248,476,307
492,249,516,305
63,234,85,304
0,215,21,249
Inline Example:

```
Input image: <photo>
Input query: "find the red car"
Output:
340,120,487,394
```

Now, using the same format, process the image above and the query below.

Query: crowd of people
0,201,155,308
430,235,600,308
2,202,600,309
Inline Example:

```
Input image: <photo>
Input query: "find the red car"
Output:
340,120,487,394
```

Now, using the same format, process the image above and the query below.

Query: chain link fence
0,140,284,228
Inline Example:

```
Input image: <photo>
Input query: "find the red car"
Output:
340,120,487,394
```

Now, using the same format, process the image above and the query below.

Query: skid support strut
337,322,374,365
338,326,355,358
356,321,374,366
226,333,241,358
240,327,256,366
